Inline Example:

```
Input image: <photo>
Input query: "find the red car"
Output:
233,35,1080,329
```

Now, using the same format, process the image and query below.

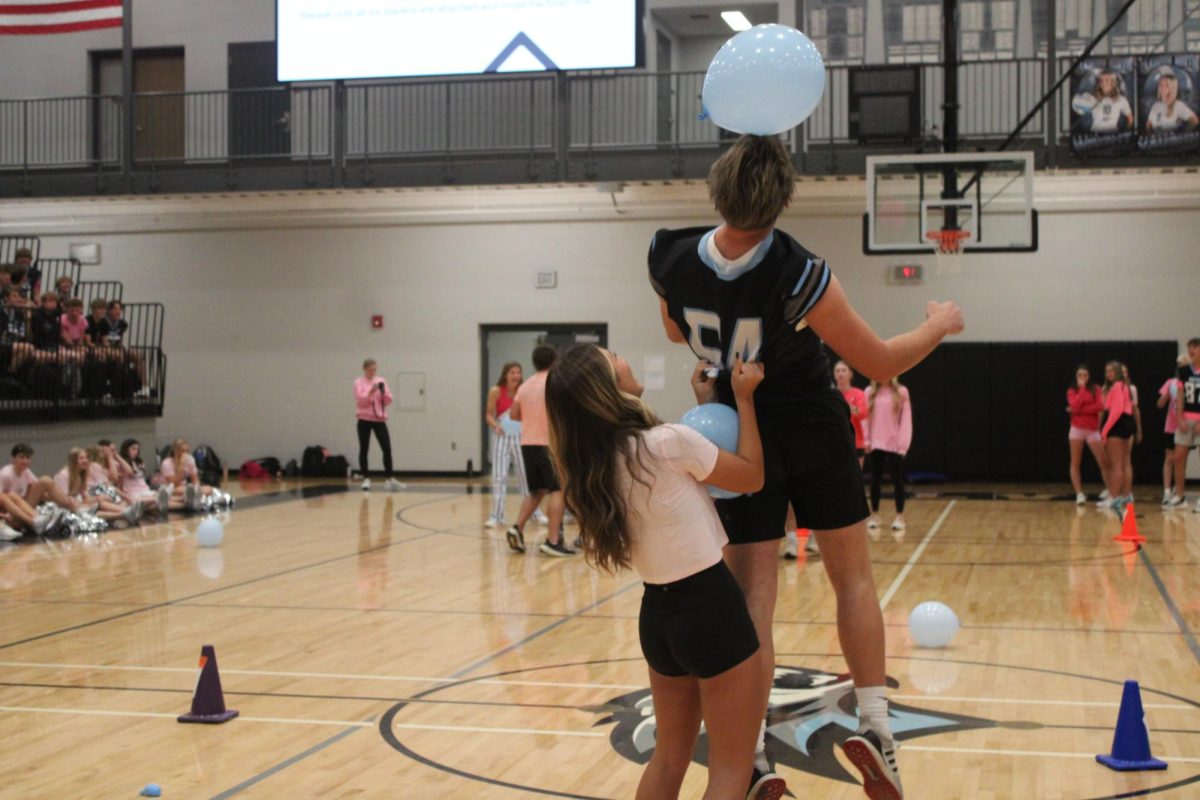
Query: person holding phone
355,358,404,492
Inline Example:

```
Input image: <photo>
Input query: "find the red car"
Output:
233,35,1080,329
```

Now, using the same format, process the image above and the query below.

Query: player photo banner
1070,57,1137,156
1138,55,1200,155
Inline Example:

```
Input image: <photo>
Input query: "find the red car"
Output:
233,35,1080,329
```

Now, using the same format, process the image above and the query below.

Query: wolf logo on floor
592,665,996,785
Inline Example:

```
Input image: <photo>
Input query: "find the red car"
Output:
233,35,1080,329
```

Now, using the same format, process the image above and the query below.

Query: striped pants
491,432,529,521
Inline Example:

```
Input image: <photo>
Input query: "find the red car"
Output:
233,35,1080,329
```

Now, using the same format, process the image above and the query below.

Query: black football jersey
1180,364,1200,416
649,226,832,406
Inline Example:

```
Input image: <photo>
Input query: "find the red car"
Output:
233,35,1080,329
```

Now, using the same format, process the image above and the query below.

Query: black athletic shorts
1107,414,1135,440
715,389,870,544
639,560,759,679
520,445,560,493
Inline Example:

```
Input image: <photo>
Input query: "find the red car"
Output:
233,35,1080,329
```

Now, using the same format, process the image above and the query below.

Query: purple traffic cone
178,644,239,724
1096,680,1167,771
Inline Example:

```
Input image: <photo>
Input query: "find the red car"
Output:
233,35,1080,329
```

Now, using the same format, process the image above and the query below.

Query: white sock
855,685,892,742
756,718,766,756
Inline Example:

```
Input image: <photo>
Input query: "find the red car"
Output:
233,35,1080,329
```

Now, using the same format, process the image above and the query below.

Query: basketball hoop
926,229,970,275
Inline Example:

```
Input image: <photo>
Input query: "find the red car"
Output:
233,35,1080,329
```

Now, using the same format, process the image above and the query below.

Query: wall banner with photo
1070,57,1137,156
1138,55,1200,155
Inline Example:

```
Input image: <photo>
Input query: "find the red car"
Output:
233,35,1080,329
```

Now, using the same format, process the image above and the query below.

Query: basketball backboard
863,152,1038,254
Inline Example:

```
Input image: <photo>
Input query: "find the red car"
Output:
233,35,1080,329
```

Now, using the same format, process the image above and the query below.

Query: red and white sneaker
842,728,903,800
746,765,786,800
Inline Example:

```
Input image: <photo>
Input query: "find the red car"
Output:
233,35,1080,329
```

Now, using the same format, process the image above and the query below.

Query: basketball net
926,229,970,276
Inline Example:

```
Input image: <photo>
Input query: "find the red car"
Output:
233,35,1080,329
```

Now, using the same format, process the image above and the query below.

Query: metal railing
0,235,39,263
76,280,124,308
0,55,1194,186
32,258,81,296
0,301,165,422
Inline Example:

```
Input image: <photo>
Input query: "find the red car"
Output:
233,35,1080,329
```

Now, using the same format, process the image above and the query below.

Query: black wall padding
942,344,991,479
903,348,945,476
989,344,1039,480
1034,342,1087,482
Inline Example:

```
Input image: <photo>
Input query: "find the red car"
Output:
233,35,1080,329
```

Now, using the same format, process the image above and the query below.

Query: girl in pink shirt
158,438,217,511
865,379,913,536
354,358,402,492
58,298,91,365
1066,365,1110,505
54,448,140,525
483,361,529,527
119,439,176,513
546,344,768,800
1099,361,1135,509
834,360,869,466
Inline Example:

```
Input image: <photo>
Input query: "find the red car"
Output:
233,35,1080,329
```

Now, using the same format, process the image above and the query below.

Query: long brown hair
65,447,88,496
868,377,906,418
546,345,661,574
495,361,522,389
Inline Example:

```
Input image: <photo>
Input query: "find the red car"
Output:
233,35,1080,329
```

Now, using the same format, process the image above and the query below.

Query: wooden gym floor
0,479,1197,798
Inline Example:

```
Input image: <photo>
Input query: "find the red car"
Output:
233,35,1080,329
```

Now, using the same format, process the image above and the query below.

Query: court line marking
890,694,1195,711
903,744,1200,764
0,661,644,690
878,499,956,610
1139,547,1200,668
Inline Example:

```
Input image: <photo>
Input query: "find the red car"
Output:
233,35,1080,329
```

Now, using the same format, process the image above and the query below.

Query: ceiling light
721,11,753,31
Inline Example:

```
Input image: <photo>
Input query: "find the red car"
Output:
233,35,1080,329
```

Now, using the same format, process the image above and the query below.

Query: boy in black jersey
650,135,963,800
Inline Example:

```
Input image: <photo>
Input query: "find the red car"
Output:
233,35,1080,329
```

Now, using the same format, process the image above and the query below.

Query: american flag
0,0,123,35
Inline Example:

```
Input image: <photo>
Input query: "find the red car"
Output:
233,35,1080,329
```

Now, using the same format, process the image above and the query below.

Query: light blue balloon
908,601,960,648
703,24,826,135
499,413,521,437
680,403,742,499
196,517,224,548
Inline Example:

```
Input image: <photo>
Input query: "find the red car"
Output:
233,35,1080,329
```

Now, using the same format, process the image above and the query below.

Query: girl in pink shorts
1066,365,1109,505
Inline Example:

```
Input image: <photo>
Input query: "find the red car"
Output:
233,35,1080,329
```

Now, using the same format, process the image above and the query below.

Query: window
809,0,866,64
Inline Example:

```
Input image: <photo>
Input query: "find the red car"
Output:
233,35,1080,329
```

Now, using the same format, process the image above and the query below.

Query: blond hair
707,135,795,230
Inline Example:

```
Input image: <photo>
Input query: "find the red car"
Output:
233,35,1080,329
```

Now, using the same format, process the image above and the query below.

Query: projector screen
277,0,642,81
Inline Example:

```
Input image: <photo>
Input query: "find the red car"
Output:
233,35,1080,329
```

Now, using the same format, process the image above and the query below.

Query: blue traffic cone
1096,680,1167,771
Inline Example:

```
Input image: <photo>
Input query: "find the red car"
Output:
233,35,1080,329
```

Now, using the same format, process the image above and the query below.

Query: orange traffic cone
1114,504,1145,544
178,644,238,724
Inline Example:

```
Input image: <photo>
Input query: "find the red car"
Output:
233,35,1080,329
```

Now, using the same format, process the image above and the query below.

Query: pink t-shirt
121,466,152,497
0,464,36,496
865,385,913,456
53,467,86,500
513,371,550,446
1101,381,1134,439
621,424,726,585
160,454,198,483
1160,378,1182,434
60,314,88,345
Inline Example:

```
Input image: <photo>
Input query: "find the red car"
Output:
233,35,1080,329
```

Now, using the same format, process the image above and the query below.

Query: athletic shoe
361,478,371,492
1096,496,1116,510
505,525,525,553
533,509,549,525
1100,489,1111,500
1076,492,1087,506
484,517,503,529
891,518,906,532
0,522,22,542
384,478,406,491
806,534,821,555
746,766,786,800
842,728,903,800
184,483,200,511
1164,495,1185,510
539,538,575,557
782,530,798,560
31,507,65,537
156,485,172,515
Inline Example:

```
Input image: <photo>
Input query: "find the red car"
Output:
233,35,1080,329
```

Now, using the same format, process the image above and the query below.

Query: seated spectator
54,447,142,525
1,286,34,375
29,291,63,367
13,247,40,300
59,297,92,365
117,439,175,513
158,437,213,511
87,298,120,364
88,442,131,504
54,275,75,302
99,299,146,390
0,442,94,517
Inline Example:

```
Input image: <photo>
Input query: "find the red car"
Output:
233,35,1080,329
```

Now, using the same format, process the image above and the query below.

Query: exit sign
888,263,924,285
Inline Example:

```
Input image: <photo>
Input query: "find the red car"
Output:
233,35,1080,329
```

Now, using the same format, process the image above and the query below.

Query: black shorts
715,389,870,544
639,560,759,679
520,445,560,493
1107,414,1135,440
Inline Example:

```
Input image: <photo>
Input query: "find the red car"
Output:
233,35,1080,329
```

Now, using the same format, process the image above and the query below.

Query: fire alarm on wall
371,315,384,329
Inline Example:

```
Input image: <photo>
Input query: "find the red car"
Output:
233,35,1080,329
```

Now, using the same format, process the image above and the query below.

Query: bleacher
0,235,166,423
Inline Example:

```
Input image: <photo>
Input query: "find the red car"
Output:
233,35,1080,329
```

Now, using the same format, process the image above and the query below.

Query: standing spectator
1099,361,1136,512
1067,365,1110,505
483,361,530,528
354,359,403,492
1157,357,1187,507
865,378,913,537
505,345,573,557
1169,337,1200,511
835,360,869,468
1124,365,1143,497
12,247,40,300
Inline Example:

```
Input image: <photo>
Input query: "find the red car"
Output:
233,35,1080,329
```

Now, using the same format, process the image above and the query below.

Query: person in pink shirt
354,358,403,492
1169,337,1200,511
54,448,140,526
864,378,913,537
58,297,92,366
1157,356,1187,506
158,437,222,510
117,439,175,513
1066,365,1110,505
835,360,869,467
0,442,92,518
1099,361,1136,511
483,361,529,528
0,444,71,538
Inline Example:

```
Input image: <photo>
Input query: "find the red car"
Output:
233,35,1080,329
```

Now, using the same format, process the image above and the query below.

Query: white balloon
196,517,224,548
908,601,960,648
